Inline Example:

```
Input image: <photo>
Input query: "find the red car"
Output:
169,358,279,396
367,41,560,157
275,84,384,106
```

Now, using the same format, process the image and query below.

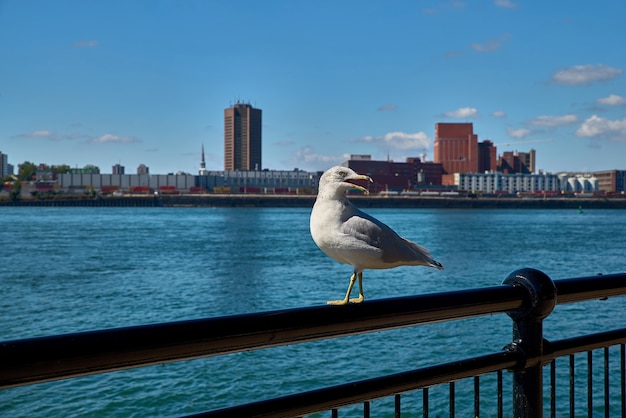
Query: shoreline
2,194,626,209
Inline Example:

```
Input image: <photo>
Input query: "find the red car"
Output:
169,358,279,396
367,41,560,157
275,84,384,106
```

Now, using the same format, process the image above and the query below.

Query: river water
1,207,625,417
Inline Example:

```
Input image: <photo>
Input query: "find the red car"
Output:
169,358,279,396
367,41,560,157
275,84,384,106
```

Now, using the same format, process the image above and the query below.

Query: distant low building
112,164,125,175
137,164,149,175
342,155,444,192
455,172,561,194
593,170,626,194
197,169,320,193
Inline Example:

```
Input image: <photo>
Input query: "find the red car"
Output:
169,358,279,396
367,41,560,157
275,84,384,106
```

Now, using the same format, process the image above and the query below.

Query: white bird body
310,166,443,305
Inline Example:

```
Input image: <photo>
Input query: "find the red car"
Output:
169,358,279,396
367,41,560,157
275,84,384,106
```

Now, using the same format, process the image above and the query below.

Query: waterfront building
342,155,444,192
197,169,320,193
454,172,562,194
58,173,196,192
57,169,321,194
70,165,100,174
224,102,262,171
499,150,536,174
0,151,11,177
137,164,149,175
593,170,626,194
112,164,125,175
477,140,498,173
434,123,497,185
557,173,599,192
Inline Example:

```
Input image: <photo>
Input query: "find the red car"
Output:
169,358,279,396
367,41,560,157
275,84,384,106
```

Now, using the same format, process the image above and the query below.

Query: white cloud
526,114,578,127
550,64,623,86
491,111,506,118
31,130,54,137
576,115,626,141
354,131,431,151
442,107,479,118
90,134,139,144
381,131,431,150
596,94,626,106
291,147,347,166
471,34,510,52
13,130,82,141
507,128,531,138
494,0,518,8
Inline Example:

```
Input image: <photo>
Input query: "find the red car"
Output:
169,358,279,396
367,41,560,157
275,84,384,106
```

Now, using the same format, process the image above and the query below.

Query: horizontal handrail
0,285,525,389
1,272,625,391
553,273,626,304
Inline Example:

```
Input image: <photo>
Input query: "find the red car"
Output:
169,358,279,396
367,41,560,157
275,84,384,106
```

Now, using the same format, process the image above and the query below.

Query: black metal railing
1,268,626,417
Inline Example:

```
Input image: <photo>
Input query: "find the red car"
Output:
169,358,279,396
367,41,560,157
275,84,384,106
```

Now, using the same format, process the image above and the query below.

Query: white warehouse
454,172,598,194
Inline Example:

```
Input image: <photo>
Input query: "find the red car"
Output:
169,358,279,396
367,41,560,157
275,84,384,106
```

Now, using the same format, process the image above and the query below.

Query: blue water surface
1,207,625,417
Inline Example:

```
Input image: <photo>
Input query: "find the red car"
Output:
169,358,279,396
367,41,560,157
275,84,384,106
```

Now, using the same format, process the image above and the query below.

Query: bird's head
318,166,372,197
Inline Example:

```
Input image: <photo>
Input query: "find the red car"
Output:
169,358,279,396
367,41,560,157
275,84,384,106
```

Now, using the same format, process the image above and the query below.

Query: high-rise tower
224,102,262,171
434,123,479,175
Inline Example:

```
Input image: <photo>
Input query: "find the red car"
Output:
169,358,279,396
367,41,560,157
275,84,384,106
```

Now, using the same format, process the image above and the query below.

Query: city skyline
1,1,625,174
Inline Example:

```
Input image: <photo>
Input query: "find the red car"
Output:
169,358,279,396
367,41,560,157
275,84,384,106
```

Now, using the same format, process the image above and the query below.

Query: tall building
0,151,9,178
499,149,535,174
477,140,497,172
434,123,479,185
224,102,262,171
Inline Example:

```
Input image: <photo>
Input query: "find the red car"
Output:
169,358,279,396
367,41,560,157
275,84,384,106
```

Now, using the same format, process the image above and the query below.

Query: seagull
310,166,444,305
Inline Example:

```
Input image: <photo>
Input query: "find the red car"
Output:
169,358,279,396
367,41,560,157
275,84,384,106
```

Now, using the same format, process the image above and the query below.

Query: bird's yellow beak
347,174,373,195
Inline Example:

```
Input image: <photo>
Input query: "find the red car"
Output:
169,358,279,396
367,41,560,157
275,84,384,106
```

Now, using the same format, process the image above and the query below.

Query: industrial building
454,172,600,195
433,123,498,185
593,170,626,194
56,170,321,195
342,155,444,192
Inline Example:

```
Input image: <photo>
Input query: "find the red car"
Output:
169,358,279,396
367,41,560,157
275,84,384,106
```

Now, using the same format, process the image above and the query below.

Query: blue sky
1,0,625,174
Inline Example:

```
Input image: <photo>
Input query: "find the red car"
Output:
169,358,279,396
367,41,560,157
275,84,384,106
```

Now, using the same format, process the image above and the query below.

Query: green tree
51,164,71,174
10,181,21,201
18,161,37,181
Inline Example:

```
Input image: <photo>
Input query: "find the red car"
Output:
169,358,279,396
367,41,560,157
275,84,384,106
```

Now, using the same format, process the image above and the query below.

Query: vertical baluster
622,344,625,418
395,394,401,418
587,351,593,418
332,408,338,418
550,359,556,418
423,388,429,418
604,347,609,418
497,370,503,418
449,382,455,418
363,401,370,418
570,354,575,417
474,376,480,418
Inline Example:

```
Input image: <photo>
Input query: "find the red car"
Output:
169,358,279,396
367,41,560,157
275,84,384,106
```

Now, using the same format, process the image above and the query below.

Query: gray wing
341,207,437,267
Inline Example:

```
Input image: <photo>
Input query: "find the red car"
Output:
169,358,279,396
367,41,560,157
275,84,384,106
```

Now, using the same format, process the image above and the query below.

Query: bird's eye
338,170,347,177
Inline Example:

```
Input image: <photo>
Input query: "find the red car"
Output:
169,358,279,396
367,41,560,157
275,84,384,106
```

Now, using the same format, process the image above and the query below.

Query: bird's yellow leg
327,272,357,305
349,272,364,303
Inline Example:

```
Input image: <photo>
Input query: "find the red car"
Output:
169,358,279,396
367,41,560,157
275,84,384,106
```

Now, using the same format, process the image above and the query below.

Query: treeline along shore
2,194,626,209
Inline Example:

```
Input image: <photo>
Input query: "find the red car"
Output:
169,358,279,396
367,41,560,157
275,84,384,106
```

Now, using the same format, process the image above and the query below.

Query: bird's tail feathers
429,259,444,270
405,240,444,270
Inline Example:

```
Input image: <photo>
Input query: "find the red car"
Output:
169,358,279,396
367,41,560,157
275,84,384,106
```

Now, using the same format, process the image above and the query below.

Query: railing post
503,268,556,418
